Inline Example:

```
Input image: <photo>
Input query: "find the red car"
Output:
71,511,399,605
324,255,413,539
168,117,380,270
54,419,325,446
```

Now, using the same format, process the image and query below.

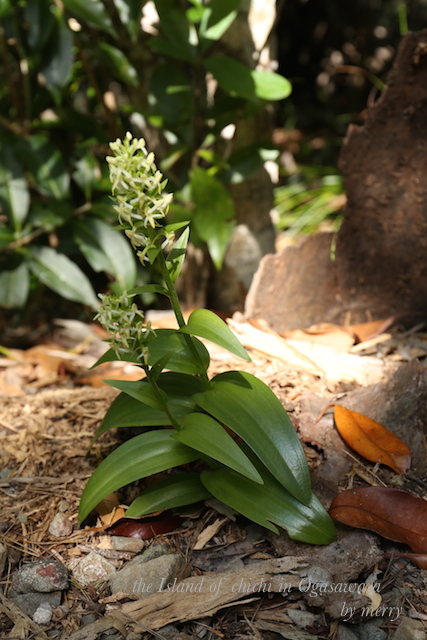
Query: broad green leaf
28,246,99,309
93,372,204,441
194,371,312,505
112,0,145,39
79,430,199,523
41,13,74,100
0,223,14,249
166,227,189,283
151,0,196,63
204,56,292,103
73,218,136,290
199,0,239,46
149,62,194,125
220,143,280,184
127,472,210,517
26,136,70,199
0,147,29,231
94,43,138,86
107,379,168,411
163,221,190,234
0,261,29,308
201,461,336,545
0,0,11,19
62,0,115,35
72,153,99,200
25,0,55,50
190,167,235,269
180,309,250,361
172,413,262,483
28,202,73,232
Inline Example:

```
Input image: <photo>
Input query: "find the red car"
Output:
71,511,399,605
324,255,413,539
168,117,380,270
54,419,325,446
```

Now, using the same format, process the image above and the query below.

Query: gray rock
335,624,358,640
33,603,53,625
286,608,316,629
10,591,61,616
138,544,170,563
48,513,73,537
81,613,98,626
390,617,427,640
0,542,7,577
109,553,184,598
12,559,68,593
352,622,387,640
111,536,144,553
71,551,116,587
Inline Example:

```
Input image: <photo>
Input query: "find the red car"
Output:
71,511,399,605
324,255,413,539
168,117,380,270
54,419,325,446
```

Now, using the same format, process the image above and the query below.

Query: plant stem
156,248,210,390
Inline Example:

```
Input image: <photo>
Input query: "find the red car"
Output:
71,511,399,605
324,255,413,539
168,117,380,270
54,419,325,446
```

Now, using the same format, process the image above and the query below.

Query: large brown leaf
332,405,411,474
330,487,427,553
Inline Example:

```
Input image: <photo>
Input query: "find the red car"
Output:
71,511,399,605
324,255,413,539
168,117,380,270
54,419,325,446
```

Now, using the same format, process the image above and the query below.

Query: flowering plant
79,134,336,545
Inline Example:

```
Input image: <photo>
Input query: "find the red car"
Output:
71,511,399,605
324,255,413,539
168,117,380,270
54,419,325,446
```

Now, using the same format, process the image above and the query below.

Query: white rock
71,552,116,587
48,513,73,537
32,603,52,624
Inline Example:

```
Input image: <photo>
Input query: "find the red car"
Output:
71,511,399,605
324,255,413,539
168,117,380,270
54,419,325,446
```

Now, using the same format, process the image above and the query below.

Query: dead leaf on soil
105,511,182,539
330,404,411,474
329,487,427,553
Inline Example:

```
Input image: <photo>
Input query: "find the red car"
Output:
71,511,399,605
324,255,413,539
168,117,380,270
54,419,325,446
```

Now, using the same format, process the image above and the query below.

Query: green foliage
79,135,336,546
0,0,293,311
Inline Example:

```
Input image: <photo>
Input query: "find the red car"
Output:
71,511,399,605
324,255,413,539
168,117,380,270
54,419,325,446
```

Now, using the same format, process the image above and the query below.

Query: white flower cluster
95,292,153,362
107,132,174,263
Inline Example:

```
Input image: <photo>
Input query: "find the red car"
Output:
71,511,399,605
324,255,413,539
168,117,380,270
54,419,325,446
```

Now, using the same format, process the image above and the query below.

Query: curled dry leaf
105,510,182,539
330,487,427,553
332,405,411,474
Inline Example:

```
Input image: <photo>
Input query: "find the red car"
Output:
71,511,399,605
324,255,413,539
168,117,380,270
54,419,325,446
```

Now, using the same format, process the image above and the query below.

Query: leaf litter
1,315,427,638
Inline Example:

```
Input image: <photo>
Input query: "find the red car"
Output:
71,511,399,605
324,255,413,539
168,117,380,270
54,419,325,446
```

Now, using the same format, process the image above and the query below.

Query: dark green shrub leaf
172,413,262,483
190,167,235,269
107,379,168,411
199,0,239,46
201,462,336,545
94,43,138,86
28,246,99,309
41,13,74,100
204,55,291,102
73,218,136,290
180,309,250,361
63,0,115,35
194,371,312,505
127,473,210,517
151,0,196,63
25,136,70,199
0,147,29,231
0,260,29,308
129,284,170,297
25,0,55,50
79,430,200,523
149,62,194,125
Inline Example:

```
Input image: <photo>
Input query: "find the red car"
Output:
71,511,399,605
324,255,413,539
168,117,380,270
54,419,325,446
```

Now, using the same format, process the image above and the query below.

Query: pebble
0,542,7,577
109,553,184,598
81,613,98,626
352,622,387,640
335,624,358,640
286,608,316,629
49,513,73,537
10,591,61,617
71,551,116,587
12,559,68,593
33,603,53,624
111,536,144,553
391,617,427,640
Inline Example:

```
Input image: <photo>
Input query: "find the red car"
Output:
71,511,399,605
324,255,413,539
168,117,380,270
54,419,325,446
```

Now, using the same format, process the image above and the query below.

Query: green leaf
0,147,29,231
220,143,280,185
199,0,239,47
25,136,70,199
166,227,189,283
107,379,168,412
127,472,210,517
63,0,116,35
201,460,336,545
204,56,292,102
25,0,55,50
180,309,250,361
94,43,138,86
73,218,136,290
194,371,312,505
28,246,99,309
151,0,196,63
0,261,29,308
147,330,210,374
0,0,12,19
41,13,74,100
79,430,199,523
172,413,262,483
92,372,204,441
149,62,194,125
112,0,145,39
190,167,235,269
129,284,170,297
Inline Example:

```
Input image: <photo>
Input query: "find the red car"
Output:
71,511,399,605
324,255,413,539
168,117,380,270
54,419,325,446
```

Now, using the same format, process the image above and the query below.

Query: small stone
0,542,8,577
139,544,170,563
391,617,427,640
286,608,316,629
49,513,73,537
109,553,184,598
12,559,68,593
10,591,61,617
17,513,28,524
81,613,98,626
71,552,116,587
335,624,358,640
58,501,69,513
33,603,53,625
111,536,144,553
353,622,387,640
